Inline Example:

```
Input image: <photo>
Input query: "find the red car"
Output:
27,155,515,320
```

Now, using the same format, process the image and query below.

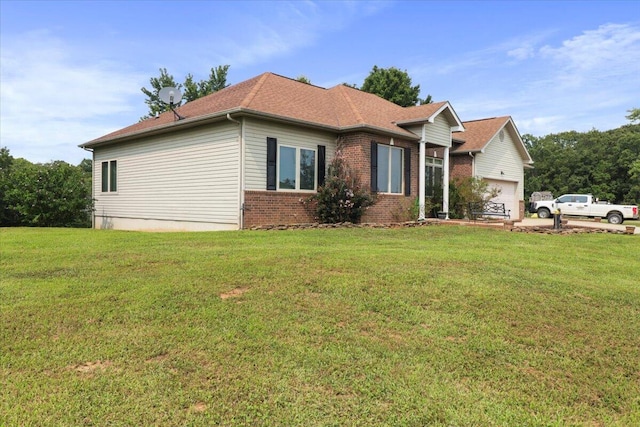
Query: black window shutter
370,141,378,192
404,147,411,196
266,137,277,190
317,145,326,187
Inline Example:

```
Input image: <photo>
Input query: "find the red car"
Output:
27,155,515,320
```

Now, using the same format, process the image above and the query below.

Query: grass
1,226,639,426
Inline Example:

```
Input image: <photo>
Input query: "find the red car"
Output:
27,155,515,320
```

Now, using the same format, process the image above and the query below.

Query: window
376,144,403,194
266,138,325,191
278,145,316,191
101,160,117,192
425,157,443,197
557,195,573,203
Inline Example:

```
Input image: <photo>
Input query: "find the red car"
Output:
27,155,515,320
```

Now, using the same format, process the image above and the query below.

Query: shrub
307,152,376,223
449,177,500,219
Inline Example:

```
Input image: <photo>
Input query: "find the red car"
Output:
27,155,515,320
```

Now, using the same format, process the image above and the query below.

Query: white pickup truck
531,194,639,224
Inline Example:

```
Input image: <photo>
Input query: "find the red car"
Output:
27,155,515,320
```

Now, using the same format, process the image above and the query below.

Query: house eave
80,108,245,148
81,107,420,149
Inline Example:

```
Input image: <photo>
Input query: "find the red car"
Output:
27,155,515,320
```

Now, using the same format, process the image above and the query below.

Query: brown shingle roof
452,116,533,164
452,116,511,152
83,72,456,147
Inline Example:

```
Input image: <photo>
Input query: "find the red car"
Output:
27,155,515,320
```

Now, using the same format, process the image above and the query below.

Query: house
80,72,532,231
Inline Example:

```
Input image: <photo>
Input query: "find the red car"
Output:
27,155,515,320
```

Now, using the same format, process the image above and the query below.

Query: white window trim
276,145,318,192
378,145,404,194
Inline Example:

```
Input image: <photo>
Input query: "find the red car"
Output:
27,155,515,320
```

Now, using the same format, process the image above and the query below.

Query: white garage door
486,180,517,220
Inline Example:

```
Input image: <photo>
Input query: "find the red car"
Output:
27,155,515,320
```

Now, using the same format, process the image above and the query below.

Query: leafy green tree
0,147,16,225
626,108,640,124
141,65,230,119
1,153,93,227
183,65,230,102
295,75,311,84
140,68,180,120
361,66,431,107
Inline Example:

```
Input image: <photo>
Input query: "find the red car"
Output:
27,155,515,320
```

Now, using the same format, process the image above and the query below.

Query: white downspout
226,114,244,230
418,127,426,220
443,146,450,220
469,152,475,177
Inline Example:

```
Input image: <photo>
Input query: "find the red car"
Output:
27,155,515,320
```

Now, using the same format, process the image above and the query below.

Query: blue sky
1,0,639,164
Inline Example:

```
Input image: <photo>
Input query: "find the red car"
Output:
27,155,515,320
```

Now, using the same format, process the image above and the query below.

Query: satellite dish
158,86,184,120
158,87,183,106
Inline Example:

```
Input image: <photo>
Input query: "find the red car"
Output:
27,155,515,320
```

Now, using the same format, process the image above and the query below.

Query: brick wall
243,191,316,228
242,131,421,228
340,132,418,223
338,132,418,195
450,154,473,181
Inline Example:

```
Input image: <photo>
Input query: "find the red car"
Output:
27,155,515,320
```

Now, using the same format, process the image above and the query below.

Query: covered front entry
486,179,517,220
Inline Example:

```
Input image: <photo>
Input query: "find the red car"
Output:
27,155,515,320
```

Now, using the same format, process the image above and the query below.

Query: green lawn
1,226,639,426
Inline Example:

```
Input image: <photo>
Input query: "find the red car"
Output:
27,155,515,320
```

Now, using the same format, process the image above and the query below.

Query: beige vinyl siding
424,115,452,146
94,122,240,226
244,118,337,191
405,125,423,138
475,127,525,200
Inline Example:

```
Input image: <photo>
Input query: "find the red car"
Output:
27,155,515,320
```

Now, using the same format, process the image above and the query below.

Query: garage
485,179,518,220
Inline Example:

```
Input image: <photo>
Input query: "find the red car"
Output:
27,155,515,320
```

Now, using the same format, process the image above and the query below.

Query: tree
183,65,230,102
360,66,431,107
626,107,640,124
0,149,93,227
0,147,15,225
141,65,230,119
295,75,312,84
140,68,180,120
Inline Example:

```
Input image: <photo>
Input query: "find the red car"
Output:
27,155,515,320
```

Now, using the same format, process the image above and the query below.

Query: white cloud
418,23,640,135
507,46,535,61
195,1,392,69
0,31,147,163
540,23,640,71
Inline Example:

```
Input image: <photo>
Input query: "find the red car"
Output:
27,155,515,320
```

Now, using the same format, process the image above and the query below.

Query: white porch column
418,141,426,220
443,146,450,219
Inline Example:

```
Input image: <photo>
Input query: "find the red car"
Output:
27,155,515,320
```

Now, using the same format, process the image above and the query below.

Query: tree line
524,119,640,204
0,148,92,227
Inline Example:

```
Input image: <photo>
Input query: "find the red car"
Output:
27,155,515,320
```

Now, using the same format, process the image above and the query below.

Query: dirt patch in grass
70,360,113,374
189,402,207,413
220,287,249,300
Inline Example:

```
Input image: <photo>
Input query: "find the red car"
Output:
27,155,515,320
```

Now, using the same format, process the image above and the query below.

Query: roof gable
452,116,532,163
396,101,464,132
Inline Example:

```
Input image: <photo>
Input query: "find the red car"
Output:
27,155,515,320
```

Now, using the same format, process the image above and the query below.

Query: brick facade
242,131,421,228
243,191,316,228
450,154,473,182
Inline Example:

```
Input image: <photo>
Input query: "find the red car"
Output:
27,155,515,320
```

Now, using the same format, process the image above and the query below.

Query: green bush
449,177,500,219
307,152,375,223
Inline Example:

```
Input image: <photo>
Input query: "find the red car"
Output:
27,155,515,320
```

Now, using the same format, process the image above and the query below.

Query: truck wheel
537,208,551,219
607,213,623,224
